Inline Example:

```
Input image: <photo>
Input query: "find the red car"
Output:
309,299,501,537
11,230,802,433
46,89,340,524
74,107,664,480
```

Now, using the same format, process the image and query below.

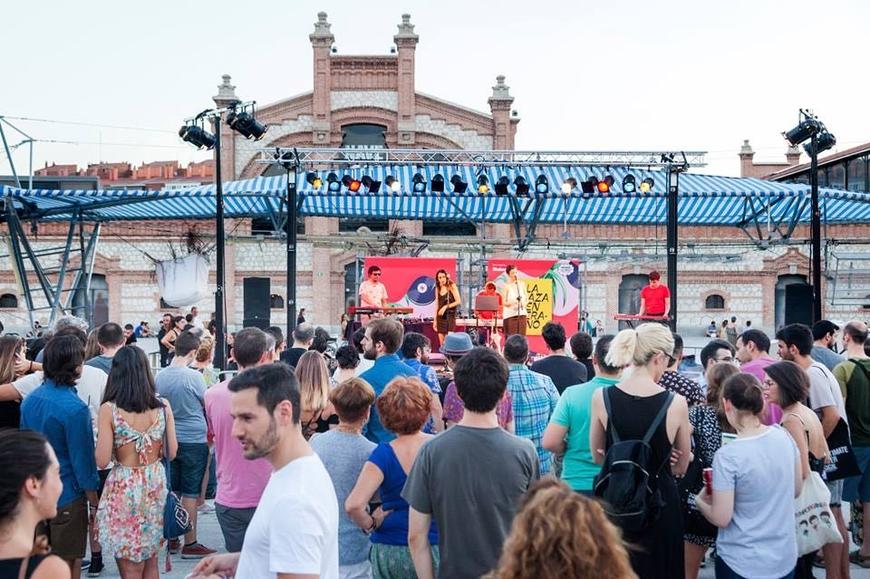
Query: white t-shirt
808,361,847,424
13,366,108,441
236,454,339,579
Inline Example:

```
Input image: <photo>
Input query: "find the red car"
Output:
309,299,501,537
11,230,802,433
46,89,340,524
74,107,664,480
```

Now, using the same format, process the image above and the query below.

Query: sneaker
168,538,181,554
81,559,90,570
197,499,215,515
87,557,104,577
181,542,216,560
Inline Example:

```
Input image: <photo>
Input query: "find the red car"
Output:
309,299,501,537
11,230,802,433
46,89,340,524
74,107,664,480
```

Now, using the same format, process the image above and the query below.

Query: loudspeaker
243,277,271,327
785,284,813,327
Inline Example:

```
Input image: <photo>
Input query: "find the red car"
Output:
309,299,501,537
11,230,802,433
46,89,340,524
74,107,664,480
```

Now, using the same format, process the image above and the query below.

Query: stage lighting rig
561,177,577,195
639,177,654,194
412,173,426,193
385,176,401,193
226,103,268,141
431,174,445,193
622,174,636,193
361,176,381,193
327,173,341,192
514,176,530,196
494,176,510,195
178,123,216,150
342,175,362,192
306,172,322,190
477,174,490,194
535,175,549,194
451,175,468,193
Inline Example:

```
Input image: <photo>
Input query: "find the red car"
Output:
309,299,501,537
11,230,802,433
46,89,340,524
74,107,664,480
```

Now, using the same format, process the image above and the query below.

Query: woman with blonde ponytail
590,323,691,579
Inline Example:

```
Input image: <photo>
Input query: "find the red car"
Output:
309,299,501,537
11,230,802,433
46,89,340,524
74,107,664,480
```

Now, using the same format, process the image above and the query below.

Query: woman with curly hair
487,478,636,579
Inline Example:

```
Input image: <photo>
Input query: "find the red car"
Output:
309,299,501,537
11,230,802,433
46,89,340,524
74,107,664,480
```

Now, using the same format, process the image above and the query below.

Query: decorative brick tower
394,14,419,146
489,75,517,150
310,12,335,145
212,74,238,180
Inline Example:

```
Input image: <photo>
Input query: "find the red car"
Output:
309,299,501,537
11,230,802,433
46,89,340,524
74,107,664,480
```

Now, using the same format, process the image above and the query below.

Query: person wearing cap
440,332,514,432
638,270,670,319
811,319,845,371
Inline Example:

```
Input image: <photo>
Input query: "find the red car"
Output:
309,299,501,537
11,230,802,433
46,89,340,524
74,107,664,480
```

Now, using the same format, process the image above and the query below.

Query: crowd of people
2,307,870,579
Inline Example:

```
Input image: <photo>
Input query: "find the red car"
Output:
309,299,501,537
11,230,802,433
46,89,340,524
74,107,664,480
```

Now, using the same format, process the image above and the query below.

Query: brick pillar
308,217,338,326
488,76,514,150
389,219,423,237
394,14,419,146
738,139,755,178
310,12,335,146
212,74,240,179
785,145,801,166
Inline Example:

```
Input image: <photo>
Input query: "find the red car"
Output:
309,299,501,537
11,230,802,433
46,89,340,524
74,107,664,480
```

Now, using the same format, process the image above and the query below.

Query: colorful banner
362,257,457,319
487,259,580,353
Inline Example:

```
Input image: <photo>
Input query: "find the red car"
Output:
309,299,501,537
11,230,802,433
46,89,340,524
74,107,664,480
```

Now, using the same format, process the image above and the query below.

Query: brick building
3,12,868,338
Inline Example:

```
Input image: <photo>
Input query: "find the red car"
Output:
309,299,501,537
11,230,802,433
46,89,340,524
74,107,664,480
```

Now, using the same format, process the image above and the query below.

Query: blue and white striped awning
2,167,869,225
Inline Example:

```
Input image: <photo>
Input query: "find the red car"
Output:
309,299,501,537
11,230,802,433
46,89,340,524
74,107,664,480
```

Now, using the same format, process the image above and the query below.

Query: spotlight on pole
494,176,510,196
431,174,445,193
361,176,381,193
226,108,268,141
477,174,490,194
622,174,637,193
178,124,216,150
561,177,577,195
385,176,401,193
783,118,821,146
306,172,322,190
806,130,836,155
535,175,549,194
514,176,530,196
327,172,341,192
412,173,426,193
450,175,468,193
342,175,362,192
639,177,655,194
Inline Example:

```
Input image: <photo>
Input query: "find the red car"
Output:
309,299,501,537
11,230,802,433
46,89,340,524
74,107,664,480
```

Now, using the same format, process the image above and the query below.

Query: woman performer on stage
502,264,529,336
433,269,461,345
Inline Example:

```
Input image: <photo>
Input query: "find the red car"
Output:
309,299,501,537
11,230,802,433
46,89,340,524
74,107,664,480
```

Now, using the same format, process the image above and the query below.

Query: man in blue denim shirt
21,334,100,577
400,332,444,433
359,318,416,443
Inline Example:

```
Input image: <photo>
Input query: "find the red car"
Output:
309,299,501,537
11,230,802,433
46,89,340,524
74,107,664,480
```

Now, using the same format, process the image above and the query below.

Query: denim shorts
170,442,209,498
844,445,870,502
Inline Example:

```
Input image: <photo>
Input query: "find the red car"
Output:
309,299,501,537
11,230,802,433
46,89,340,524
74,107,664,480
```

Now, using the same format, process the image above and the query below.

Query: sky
2,0,868,178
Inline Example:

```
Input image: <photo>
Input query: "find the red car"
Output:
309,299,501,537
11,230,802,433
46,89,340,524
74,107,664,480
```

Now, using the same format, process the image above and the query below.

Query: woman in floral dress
95,346,178,578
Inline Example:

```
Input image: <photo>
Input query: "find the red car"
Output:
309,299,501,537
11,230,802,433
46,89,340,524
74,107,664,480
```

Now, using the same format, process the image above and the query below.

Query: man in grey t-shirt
403,347,539,579
85,322,126,375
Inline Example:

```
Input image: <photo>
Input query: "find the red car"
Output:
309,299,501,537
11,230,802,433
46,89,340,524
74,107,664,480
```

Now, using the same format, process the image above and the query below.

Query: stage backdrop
362,257,458,319
488,259,581,353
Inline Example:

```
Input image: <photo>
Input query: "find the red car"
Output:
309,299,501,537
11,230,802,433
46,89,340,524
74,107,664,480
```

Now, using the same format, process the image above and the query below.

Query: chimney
785,144,801,166
738,139,755,177
394,14,420,146
310,12,335,145
489,75,515,150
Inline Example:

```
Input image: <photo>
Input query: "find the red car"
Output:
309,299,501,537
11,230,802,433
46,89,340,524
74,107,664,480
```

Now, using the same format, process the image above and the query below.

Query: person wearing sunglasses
359,266,389,319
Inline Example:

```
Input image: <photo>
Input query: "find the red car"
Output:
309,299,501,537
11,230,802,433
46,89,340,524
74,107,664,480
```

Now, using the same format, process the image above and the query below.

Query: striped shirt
507,364,560,474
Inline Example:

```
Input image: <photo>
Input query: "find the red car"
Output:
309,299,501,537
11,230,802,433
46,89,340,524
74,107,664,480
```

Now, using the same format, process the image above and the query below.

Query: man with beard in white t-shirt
191,363,339,579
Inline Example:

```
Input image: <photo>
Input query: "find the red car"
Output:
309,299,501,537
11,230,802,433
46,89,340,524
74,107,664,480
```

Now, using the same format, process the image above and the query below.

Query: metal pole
666,165,679,332
286,167,298,342
810,133,822,322
213,117,227,371
0,122,21,188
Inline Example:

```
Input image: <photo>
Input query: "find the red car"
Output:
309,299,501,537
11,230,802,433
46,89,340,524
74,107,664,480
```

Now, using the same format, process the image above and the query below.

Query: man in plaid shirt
503,334,560,474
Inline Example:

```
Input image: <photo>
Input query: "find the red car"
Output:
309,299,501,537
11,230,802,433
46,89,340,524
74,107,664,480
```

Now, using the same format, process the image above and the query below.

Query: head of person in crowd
295,350,330,420
648,269,662,288
161,313,173,330
52,325,87,348
173,329,202,363
311,327,330,355
207,318,216,336
775,323,814,362
592,335,620,378
292,323,315,349
367,265,382,283
706,362,740,408
232,327,275,370
102,346,163,413
84,329,101,360
668,332,685,371
362,318,404,361
736,329,771,364
195,335,215,366
440,331,474,369
228,363,301,461
123,323,135,341
540,322,567,355
173,315,186,332
50,314,88,337
506,263,518,282
487,478,635,579
842,320,869,354
351,327,366,354
763,360,809,410
96,322,126,357
730,316,737,324
265,326,285,359
699,338,736,371
377,376,432,436
453,346,510,415
812,320,840,350
329,377,375,427
722,373,765,429
503,334,530,365
185,314,194,325
335,344,360,371
401,332,431,363
190,306,199,318
0,430,63,535
569,332,593,361
606,323,675,382
0,335,25,385
43,334,85,387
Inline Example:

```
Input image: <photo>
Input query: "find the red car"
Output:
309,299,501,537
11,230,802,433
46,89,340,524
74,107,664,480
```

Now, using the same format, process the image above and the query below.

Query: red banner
362,257,458,319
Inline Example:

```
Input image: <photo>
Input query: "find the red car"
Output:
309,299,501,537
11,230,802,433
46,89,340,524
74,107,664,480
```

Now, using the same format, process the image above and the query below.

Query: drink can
702,467,713,495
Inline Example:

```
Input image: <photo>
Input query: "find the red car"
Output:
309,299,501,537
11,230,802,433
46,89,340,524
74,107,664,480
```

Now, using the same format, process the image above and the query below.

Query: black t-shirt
280,347,308,369
530,355,588,394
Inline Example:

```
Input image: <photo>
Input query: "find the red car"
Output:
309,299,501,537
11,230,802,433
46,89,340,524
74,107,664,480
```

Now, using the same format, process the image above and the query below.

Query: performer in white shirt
501,264,529,336
358,266,389,311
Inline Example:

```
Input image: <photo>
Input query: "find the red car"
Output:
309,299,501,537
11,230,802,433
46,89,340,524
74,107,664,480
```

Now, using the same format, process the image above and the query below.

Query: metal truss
256,148,708,168
735,194,808,249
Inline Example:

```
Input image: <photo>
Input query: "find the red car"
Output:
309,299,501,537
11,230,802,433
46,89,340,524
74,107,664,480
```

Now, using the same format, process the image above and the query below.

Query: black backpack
593,389,674,533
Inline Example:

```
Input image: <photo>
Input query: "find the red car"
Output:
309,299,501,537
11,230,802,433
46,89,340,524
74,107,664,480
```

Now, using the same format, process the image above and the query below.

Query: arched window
0,294,18,308
705,294,725,310
270,294,285,309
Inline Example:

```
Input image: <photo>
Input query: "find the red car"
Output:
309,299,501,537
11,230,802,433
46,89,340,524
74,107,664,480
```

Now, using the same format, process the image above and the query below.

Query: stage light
412,173,426,193
327,172,341,192
561,178,577,195
431,174,445,193
342,175,362,192
494,176,510,195
306,172,322,190
581,178,597,195
806,130,836,155
385,176,401,193
535,175,549,194
226,110,268,141
178,125,216,150
622,174,636,193
477,175,490,194
450,175,468,193
597,175,615,194
514,176,530,196
784,118,821,145
639,177,655,194
361,176,381,193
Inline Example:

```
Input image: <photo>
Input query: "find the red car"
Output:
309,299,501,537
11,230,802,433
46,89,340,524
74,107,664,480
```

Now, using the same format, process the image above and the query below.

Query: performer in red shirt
474,282,503,320
639,270,671,318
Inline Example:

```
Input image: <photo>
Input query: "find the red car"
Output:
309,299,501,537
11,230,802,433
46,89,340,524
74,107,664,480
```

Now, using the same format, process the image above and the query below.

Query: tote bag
795,470,843,556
